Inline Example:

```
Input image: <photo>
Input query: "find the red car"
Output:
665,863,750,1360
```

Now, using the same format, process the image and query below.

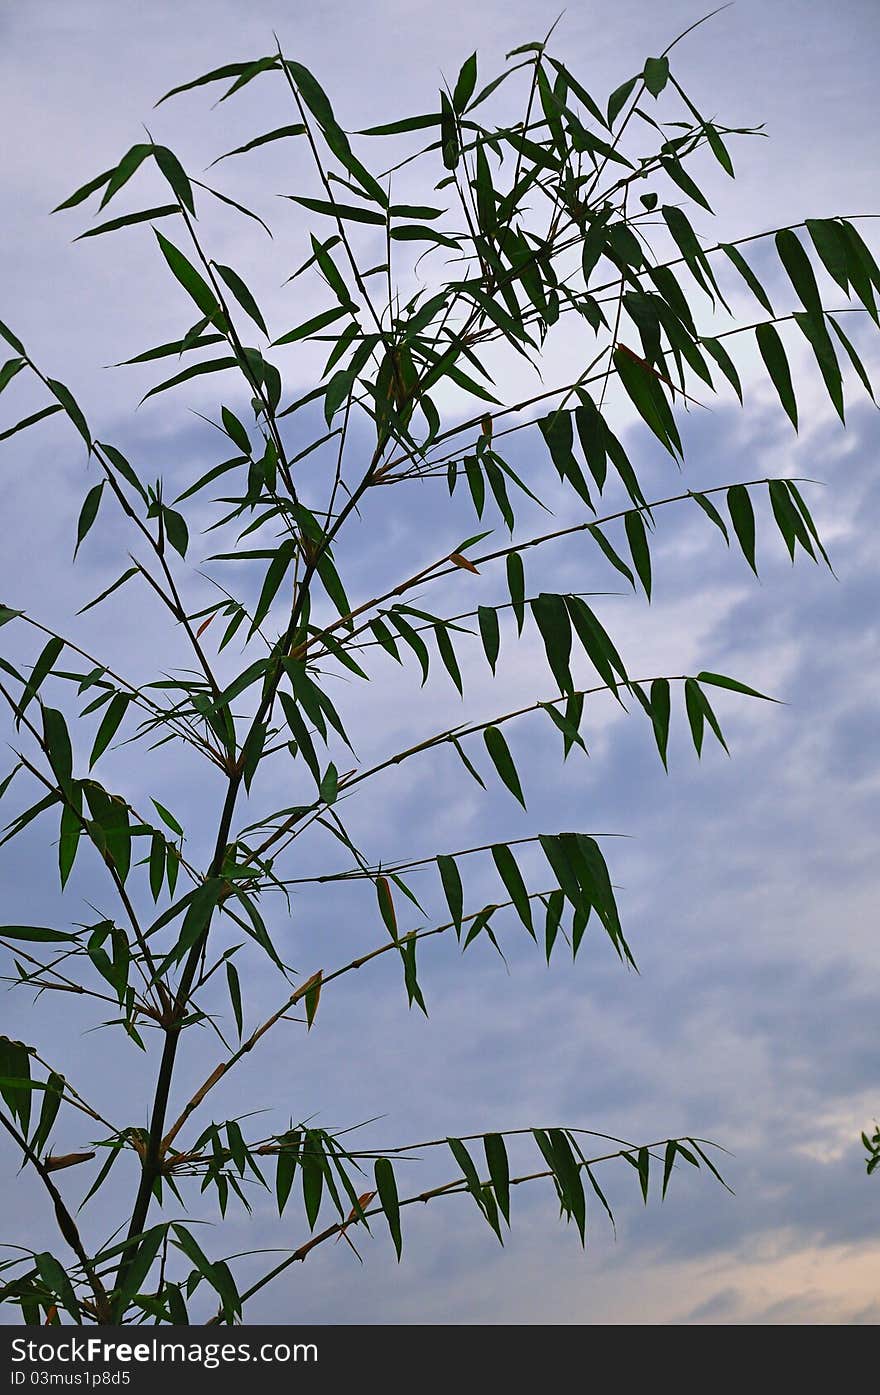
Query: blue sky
1,0,879,1325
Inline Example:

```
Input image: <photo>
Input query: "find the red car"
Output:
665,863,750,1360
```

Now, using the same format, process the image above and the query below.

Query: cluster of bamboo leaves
0,14,878,1324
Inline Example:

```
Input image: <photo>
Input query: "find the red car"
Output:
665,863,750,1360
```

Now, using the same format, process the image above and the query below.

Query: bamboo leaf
437,855,463,936
727,484,757,573
484,1133,510,1223
483,726,526,808
624,511,652,599
213,263,268,335
89,693,130,768
374,1157,402,1259
477,605,501,673
211,124,306,164
154,231,222,321
491,844,533,935
775,228,823,322
0,404,63,442
74,483,104,559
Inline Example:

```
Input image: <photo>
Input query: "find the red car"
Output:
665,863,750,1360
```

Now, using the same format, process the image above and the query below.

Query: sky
1,0,879,1326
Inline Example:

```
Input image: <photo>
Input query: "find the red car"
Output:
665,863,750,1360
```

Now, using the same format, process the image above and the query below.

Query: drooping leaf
758,320,797,429
727,484,757,573
374,1157,402,1260
483,726,526,808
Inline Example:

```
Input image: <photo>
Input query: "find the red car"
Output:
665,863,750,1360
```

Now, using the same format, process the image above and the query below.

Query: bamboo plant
1,13,877,1324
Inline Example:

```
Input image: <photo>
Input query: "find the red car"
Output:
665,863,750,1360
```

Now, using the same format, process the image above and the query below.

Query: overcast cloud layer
1,0,878,1325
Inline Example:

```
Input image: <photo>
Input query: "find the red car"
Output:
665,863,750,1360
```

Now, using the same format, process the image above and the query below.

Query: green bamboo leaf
607,75,638,127
483,725,526,808
34,1252,79,1321
448,1137,483,1203
31,1072,64,1157
477,605,500,673
624,511,652,599
89,693,130,768
775,228,823,322
156,59,274,106
663,206,721,302
251,540,296,632
213,263,268,335
74,484,104,559
46,380,91,448
704,122,734,176
41,708,73,796
115,1225,167,1314
440,91,460,170
661,154,712,213
0,404,63,442
358,113,441,135
388,612,430,684
491,844,533,935
756,321,798,427
78,566,137,617
16,638,60,719
662,1139,677,1199
700,336,743,403
636,1146,650,1203
566,596,628,694
720,242,773,314
154,231,222,321
211,124,306,165
0,793,60,850
768,478,814,561
0,926,77,943
531,592,573,696
587,525,634,587
506,552,525,635
376,875,398,942
642,56,669,97
273,304,352,346
141,356,238,404
389,224,459,249
153,146,195,214
484,1133,510,1223
547,1129,586,1242
162,508,189,559
696,670,776,702
99,143,153,210
452,52,478,113
684,677,705,756
434,624,463,694
374,1157,402,1259
288,195,385,226
828,316,875,401
613,347,681,457
220,406,251,456
437,855,463,935
98,442,147,499
785,480,832,569
150,799,184,838
148,832,165,902
0,357,25,394
649,677,671,769
275,1133,300,1215
52,166,116,213
727,484,757,573
805,218,849,293
541,695,587,759
301,1132,325,1228
793,311,844,422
